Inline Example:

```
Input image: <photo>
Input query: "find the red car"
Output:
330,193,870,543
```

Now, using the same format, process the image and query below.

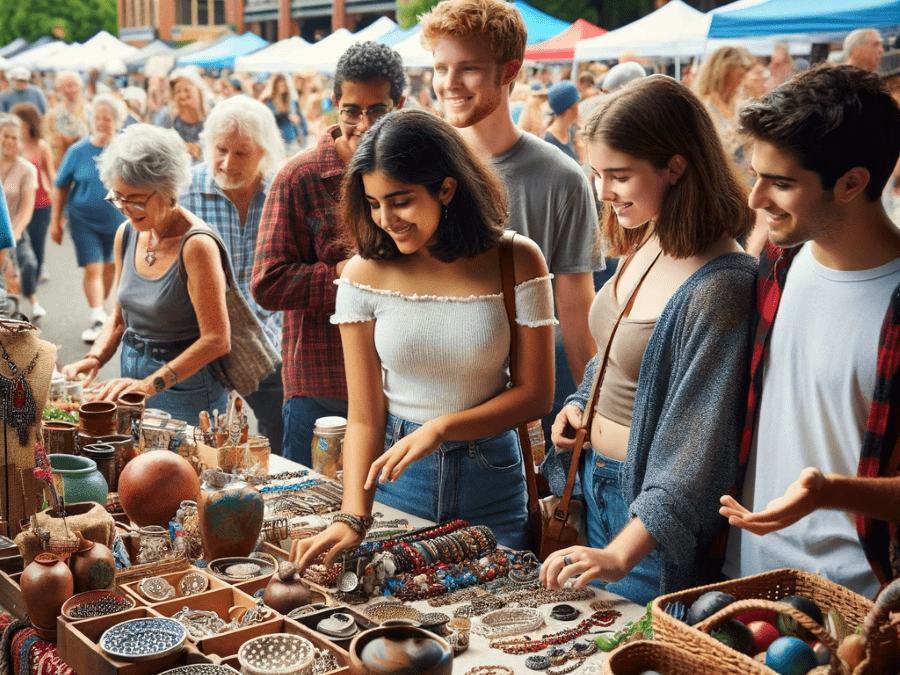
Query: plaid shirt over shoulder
737,240,900,586
251,125,351,401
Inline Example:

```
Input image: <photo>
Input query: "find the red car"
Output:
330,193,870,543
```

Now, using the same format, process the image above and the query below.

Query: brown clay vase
118,450,200,527
115,392,146,435
197,470,264,561
20,553,74,641
262,562,311,614
348,625,453,675
97,434,136,489
42,420,79,455
79,401,118,437
69,531,116,593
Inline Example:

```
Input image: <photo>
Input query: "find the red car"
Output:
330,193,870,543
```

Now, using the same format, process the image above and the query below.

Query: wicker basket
651,568,874,675
602,640,723,674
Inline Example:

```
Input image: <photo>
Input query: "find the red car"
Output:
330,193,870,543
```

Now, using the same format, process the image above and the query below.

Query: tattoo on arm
153,376,166,393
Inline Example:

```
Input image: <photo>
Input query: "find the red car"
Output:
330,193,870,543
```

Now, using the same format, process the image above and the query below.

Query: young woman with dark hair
540,75,757,605
291,109,555,567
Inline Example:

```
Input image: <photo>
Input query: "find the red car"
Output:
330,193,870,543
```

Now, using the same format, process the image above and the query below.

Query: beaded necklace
489,609,621,654
0,340,40,445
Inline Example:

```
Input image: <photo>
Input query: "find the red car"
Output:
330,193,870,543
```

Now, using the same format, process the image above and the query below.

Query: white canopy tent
299,29,358,74
392,27,432,69
7,40,67,70
39,31,137,72
233,36,311,73
353,16,398,42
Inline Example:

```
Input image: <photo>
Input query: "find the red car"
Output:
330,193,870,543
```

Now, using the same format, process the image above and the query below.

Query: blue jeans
282,395,348,467
581,447,663,606
244,365,285,456
26,206,50,272
375,413,530,551
121,339,228,425
15,231,37,298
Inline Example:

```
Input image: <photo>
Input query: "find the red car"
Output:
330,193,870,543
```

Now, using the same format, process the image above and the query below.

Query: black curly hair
333,41,407,104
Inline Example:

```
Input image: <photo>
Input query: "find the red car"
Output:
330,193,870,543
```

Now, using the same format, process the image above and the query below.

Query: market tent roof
124,39,176,70
524,18,605,62
299,29,359,73
574,0,707,61
178,32,269,69
709,0,900,40
393,27,433,69
0,56,9,71
354,16,398,42
377,24,420,46
173,30,237,58
514,1,571,45
40,31,137,71
703,0,814,54
0,38,29,59
233,36,311,72
7,40,68,70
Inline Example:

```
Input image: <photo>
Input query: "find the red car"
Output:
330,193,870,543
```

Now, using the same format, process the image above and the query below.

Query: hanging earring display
0,340,40,445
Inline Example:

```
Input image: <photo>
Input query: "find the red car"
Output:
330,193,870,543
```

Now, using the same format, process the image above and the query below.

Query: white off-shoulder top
331,275,557,424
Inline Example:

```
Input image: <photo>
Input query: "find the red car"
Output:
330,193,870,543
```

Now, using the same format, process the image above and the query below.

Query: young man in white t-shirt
720,64,900,596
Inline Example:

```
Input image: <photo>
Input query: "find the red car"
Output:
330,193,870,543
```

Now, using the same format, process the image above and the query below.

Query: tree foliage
397,0,441,29
0,0,118,46
529,0,598,25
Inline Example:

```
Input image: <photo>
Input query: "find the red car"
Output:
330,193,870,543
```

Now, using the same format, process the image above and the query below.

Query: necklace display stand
0,321,56,537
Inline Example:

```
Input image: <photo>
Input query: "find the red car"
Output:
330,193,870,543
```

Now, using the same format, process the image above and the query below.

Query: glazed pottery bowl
61,589,134,620
237,633,315,675
99,617,186,662
348,625,452,675
48,454,108,506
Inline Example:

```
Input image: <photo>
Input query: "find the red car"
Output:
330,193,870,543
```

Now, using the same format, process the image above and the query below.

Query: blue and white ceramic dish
99,617,187,662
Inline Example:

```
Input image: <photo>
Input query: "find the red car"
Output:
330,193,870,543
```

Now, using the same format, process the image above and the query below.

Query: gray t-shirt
492,132,599,275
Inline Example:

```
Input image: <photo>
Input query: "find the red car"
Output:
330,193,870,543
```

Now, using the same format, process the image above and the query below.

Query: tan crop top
589,260,658,426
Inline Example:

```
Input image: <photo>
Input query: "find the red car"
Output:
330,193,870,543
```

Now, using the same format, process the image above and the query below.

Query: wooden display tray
153,586,283,656
58,606,214,675
120,568,230,607
214,616,350,674
0,569,25,621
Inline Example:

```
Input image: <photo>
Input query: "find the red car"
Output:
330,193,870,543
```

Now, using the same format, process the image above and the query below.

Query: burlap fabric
13,502,115,566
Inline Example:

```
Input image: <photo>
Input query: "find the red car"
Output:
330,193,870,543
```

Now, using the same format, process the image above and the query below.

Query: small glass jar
311,417,346,477
137,525,172,564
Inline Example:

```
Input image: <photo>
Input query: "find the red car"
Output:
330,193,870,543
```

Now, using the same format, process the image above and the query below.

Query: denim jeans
375,412,530,551
282,395,348,467
581,447,663,606
15,231,37,298
26,206,50,272
121,340,227,425
244,365,285,456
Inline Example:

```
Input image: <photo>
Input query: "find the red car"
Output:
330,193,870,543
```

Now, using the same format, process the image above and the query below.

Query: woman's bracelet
331,512,374,536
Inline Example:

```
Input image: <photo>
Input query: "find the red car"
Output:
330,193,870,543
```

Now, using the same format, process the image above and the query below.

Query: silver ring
564,555,573,566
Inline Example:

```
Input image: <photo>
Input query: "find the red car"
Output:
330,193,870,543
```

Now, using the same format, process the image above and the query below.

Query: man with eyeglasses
252,42,406,466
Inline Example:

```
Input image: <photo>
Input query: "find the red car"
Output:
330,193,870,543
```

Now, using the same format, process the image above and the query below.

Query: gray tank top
117,224,201,342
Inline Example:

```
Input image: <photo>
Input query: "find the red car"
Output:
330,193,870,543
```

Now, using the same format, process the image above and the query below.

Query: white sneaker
81,321,104,343
39,264,49,282
31,302,46,319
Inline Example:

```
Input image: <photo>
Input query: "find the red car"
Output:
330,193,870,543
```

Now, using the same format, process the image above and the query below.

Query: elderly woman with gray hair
62,124,230,424
51,94,128,342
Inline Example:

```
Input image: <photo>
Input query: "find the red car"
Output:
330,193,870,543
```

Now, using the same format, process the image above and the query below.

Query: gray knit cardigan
548,252,758,596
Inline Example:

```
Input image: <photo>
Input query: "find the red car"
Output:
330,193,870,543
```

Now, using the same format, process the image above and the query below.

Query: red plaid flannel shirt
251,125,351,401
737,240,900,586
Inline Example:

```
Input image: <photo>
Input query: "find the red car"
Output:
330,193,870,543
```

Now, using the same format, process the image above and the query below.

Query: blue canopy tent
514,1,571,45
0,38,29,59
178,32,269,69
709,0,900,38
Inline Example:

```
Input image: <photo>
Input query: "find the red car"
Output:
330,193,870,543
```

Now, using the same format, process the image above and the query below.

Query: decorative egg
118,450,200,527
748,620,780,653
686,591,737,625
825,608,851,643
711,618,754,654
775,596,823,640
663,601,688,621
766,637,818,675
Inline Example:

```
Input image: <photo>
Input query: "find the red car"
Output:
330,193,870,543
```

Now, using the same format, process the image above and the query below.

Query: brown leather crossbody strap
498,231,541,515
553,247,663,528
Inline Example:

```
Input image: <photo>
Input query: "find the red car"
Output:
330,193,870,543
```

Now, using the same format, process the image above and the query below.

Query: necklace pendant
145,249,157,266
13,380,24,408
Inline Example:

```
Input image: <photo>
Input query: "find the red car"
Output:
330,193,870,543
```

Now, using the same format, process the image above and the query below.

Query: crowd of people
0,0,899,604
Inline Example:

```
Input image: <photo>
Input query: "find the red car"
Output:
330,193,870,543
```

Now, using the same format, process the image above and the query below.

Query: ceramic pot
115,392,146,435
48,454,108,506
348,625,452,675
79,443,117,492
69,531,116,593
20,553,74,640
197,471,264,561
97,434,136,488
79,401,118,437
42,420,79,455
118,450,200,527
262,562,312,615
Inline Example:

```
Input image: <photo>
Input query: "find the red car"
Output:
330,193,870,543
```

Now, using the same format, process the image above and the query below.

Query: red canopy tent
523,18,606,62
